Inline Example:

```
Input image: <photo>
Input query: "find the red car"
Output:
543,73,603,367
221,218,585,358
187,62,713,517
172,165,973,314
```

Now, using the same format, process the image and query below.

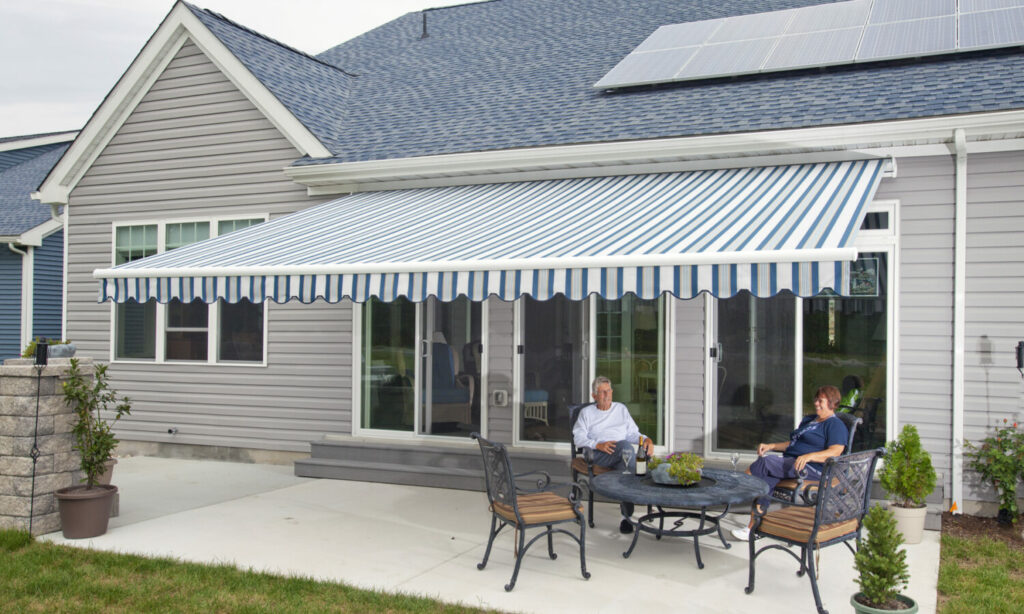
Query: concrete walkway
41,456,940,614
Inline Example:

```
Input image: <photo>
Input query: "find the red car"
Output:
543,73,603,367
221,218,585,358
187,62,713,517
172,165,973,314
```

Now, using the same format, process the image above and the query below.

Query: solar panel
594,0,1024,90
857,16,956,61
634,21,719,53
961,0,1024,10
787,0,871,34
707,9,794,43
594,47,698,89
764,28,862,70
683,38,779,79
960,7,1024,49
868,0,955,23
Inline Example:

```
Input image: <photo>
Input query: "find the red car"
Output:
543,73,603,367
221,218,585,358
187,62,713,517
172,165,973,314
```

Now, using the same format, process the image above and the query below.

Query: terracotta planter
887,502,927,544
55,484,117,539
851,593,918,613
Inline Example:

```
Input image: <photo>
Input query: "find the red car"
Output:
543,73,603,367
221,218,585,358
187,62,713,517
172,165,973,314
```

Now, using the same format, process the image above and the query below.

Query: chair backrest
813,448,883,529
472,432,517,512
835,411,863,452
431,342,457,389
568,402,594,458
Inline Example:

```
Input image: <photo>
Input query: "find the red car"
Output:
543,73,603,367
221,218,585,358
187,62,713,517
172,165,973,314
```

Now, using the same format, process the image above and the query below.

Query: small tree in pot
55,358,131,538
877,424,936,544
852,504,917,613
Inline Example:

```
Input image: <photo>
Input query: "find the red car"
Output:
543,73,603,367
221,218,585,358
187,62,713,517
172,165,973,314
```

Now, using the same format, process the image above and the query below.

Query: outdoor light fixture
1016,341,1023,377
35,342,48,366
28,342,47,534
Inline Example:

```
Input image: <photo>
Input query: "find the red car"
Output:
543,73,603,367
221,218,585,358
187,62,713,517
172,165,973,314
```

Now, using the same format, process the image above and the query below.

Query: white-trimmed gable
33,1,330,206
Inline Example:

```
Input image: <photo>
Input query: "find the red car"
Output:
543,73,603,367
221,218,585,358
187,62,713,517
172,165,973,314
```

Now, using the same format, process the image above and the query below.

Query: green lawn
938,533,1024,614
0,529,494,614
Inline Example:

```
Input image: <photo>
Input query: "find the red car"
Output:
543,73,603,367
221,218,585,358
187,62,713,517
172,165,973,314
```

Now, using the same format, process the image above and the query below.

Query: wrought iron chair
471,432,590,591
568,403,614,528
771,411,862,506
744,447,883,614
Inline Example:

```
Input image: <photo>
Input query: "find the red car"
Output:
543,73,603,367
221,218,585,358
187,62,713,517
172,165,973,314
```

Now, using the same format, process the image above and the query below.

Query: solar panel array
594,0,1024,89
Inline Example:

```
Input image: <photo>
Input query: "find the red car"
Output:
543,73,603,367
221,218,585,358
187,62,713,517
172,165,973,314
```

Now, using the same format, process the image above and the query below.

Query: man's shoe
619,519,634,534
731,527,750,541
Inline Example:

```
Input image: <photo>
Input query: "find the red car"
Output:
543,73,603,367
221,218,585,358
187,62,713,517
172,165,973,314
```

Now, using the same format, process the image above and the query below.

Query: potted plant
54,358,131,539
647,452,703,485
851,504,917,613
877,424,936,544
965,418,1024,525
22,337,76,359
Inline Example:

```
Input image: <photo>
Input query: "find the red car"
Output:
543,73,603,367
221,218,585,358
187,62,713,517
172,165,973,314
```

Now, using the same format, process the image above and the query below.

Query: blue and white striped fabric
96,160,885,304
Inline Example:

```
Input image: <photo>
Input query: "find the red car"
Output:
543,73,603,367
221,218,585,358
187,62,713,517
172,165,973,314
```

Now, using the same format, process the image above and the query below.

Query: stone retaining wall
0,357,93,535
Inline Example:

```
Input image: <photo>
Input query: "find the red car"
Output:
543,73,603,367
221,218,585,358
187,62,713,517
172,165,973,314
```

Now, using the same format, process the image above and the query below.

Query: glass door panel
715,292,796,452
361,297,415,431
420,297,481,437
596,295,665,444
803,253,888,451
520,296,587,442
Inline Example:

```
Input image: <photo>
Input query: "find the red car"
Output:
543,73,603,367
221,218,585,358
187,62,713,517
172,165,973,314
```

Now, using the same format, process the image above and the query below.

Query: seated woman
731,384,848,541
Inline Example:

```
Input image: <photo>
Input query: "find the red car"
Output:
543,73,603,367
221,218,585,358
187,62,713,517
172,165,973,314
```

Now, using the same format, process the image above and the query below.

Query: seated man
573,375,654,534
731,384,848,540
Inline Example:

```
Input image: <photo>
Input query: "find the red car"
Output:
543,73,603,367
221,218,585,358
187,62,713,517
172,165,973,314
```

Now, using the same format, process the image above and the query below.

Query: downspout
7,243,32,351
951,128,967,515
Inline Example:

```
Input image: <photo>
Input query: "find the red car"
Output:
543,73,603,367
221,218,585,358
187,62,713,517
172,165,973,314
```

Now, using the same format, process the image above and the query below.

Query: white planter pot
888,502,927,544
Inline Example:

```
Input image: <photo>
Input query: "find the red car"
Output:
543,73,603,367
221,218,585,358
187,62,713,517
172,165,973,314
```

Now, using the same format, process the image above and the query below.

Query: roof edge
284,109,1024,195
0,132,78,153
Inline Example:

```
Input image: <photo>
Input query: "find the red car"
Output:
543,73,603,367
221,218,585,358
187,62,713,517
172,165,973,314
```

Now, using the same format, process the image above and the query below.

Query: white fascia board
15,218,64,247
0,132,78,153
92,247,858,279
285,109,1024,194
33,2,330,206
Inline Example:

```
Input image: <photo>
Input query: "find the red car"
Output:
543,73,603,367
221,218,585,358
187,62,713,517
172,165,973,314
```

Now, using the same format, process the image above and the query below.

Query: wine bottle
635,436,647,476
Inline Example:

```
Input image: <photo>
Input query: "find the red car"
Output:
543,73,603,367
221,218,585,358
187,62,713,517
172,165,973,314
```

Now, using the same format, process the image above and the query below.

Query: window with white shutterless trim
111,217,267,363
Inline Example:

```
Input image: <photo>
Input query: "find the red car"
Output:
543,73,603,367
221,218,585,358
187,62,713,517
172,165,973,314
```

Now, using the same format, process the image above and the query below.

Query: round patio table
591,468,769,569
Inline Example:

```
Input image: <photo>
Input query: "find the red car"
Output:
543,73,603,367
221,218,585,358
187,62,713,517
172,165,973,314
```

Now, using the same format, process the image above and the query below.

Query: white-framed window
111,216,267,364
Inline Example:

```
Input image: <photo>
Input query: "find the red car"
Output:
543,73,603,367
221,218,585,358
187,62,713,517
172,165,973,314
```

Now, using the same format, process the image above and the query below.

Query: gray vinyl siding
64,40,345,452
672,296,705,453
961,150,1024,505
875,155,956,490
486,299,515,444
0,247,22,359
31,230,63,341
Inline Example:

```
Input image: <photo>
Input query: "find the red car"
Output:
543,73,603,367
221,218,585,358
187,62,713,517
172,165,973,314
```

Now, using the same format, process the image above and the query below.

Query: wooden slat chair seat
771,412,862,506
757,506,859,544
745,448,883,614
493,492,583,525
570,457,613,478
472,433,590,592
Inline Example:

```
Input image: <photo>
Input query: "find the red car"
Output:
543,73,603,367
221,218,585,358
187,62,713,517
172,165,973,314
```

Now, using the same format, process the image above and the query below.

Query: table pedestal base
622,505,731,569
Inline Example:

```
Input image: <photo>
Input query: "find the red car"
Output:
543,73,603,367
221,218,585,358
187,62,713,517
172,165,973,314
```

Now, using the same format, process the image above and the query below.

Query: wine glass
620,444,635,474
730,452,741,472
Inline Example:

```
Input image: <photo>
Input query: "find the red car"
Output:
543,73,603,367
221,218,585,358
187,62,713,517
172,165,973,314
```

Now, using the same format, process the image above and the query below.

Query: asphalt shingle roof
0,142,69,236
193,0,1024,164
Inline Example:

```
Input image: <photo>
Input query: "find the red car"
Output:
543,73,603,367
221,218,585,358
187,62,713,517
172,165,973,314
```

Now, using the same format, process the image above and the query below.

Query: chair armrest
513,470,552,492
568,480,588,506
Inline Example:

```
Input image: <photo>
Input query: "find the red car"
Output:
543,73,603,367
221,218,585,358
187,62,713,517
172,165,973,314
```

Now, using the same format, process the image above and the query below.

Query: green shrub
965,418,1024,521
854,504,910,608
878,424,936,508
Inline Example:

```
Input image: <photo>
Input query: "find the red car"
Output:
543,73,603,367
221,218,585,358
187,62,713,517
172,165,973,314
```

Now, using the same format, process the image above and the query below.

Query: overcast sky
0,0,466,138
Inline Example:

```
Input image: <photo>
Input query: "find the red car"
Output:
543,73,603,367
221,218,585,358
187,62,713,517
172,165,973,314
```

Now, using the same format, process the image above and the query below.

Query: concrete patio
40,456,940,613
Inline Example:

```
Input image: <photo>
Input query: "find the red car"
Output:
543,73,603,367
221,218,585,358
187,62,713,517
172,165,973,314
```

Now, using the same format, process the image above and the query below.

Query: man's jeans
592,439,636,517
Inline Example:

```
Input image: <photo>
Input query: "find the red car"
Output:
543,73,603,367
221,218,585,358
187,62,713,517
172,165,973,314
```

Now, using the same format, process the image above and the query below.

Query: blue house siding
0,247,23,359
32,230,64,342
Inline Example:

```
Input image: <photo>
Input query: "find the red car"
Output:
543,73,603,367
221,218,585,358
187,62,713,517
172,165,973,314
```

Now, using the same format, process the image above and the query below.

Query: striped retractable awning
95,159,886,304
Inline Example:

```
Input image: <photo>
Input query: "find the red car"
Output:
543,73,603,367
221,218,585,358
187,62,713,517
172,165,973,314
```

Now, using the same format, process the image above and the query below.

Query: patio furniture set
471,405,882,614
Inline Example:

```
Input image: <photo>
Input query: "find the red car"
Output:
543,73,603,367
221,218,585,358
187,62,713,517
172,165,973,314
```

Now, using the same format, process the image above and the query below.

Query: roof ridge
184,2,359,77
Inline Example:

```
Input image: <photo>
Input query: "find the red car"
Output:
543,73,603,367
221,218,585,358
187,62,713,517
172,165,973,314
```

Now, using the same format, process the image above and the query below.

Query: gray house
0,132,74,359
34,0,1024,516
